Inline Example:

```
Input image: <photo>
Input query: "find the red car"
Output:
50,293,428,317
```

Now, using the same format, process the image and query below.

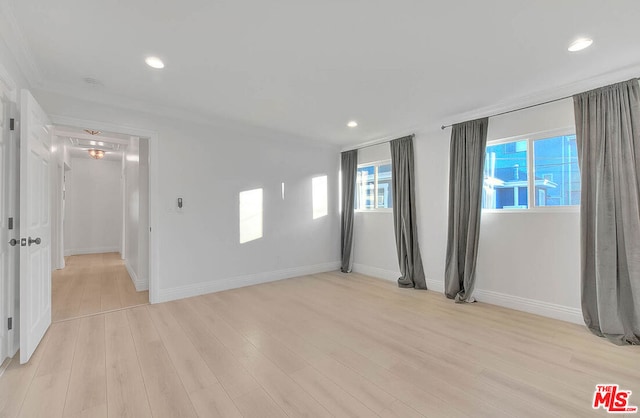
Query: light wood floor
2,271,638,417
52,253,149,322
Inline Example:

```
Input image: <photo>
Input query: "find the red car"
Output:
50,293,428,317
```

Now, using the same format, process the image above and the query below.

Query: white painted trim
344,67,640,151
157,262,341,303
125,260,148,292
352,264,582,324
341,129,418,152
440,65,640,128
352,263,444,292
40,85,334,147
64,247,120,256
47,114,160,304
352,263,399,282
472,288,583,325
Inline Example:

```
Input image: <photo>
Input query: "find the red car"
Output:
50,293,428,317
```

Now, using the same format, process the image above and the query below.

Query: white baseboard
64,246,120,256
352,263,582,325
473,288,583,325
125,260,148,292
352,263,444,292
156,261,341,303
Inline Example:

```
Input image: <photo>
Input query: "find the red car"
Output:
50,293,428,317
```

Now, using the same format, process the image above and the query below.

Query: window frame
355,159,393,213
482,127,580,214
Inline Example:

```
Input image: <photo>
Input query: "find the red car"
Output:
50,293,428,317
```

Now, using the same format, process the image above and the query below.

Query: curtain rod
345,133,415,152
440,95,575,130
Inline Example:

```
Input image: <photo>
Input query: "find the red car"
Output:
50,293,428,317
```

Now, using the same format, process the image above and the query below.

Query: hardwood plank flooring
2,271,639,417
52,253,148,322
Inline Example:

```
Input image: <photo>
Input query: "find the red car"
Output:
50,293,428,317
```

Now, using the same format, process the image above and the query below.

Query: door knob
8,238,18,246
28,237,41,246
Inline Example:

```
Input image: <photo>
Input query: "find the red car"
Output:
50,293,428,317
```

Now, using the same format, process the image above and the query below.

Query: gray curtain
390,136,426,289
573,79,640,345
444,118,488,303
340,150,358,273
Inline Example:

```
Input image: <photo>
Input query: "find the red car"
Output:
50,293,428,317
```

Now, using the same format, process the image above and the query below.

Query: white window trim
483,127,579,213
355,159,393,212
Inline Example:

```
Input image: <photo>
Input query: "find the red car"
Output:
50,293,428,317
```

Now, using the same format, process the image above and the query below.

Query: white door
19,90,51,364
0,90,10,363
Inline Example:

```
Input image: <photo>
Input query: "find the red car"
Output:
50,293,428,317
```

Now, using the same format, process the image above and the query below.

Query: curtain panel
390,136,427,289
574,79,640,345
340,150,358,273
444,118,488,303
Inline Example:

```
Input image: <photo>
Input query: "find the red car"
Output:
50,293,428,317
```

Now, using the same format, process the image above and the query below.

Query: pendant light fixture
88,149,105,160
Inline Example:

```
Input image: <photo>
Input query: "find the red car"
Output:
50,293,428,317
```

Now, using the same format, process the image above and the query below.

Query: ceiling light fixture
347,121,358,128
84,129,101,135
88,149,105,160
568,38,593,52
145,56,165,69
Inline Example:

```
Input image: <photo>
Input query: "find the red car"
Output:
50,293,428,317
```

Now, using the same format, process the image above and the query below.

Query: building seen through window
356,161,393,210
482,134,580,209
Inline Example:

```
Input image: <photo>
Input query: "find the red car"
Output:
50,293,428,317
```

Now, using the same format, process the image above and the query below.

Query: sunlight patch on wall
338,170,342,213
239,188,263,243
312,175,328,219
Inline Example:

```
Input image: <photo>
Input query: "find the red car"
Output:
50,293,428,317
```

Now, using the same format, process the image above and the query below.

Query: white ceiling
4,0,640,146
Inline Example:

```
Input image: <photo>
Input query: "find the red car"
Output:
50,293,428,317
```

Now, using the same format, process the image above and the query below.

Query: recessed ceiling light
347,121,358,128
145,56,165,69
568,38,593,52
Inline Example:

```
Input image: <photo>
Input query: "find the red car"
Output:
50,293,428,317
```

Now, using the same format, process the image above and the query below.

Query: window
482,134,580,210
356,161,393,210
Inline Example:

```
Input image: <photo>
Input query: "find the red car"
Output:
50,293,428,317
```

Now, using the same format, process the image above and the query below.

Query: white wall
124,136,139,276
352,144,400,280
36,89,341,302
352,139,451,292
474,99,581,322
138,138,149,288
123,136,150,291
64,156,123,255
351,99,582,324
50,136,66,270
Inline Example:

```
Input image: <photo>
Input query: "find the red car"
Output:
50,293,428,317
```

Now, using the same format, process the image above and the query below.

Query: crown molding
0,0,44,87
440,63,640,128
36,81,339,149
345,63,640,151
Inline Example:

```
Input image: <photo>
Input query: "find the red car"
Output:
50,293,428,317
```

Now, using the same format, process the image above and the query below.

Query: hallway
52,253,149,322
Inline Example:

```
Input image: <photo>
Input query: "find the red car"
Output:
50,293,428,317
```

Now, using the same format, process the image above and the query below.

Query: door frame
49,115,159,303
0,63,18,363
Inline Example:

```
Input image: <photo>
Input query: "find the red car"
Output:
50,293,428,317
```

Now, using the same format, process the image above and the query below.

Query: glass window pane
356,165,375,209
483,140,528,209
533,135,580,206
377,163,393,208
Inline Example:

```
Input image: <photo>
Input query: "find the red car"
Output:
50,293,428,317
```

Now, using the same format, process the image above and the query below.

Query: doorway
50,127,151,322
0,89,158,365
